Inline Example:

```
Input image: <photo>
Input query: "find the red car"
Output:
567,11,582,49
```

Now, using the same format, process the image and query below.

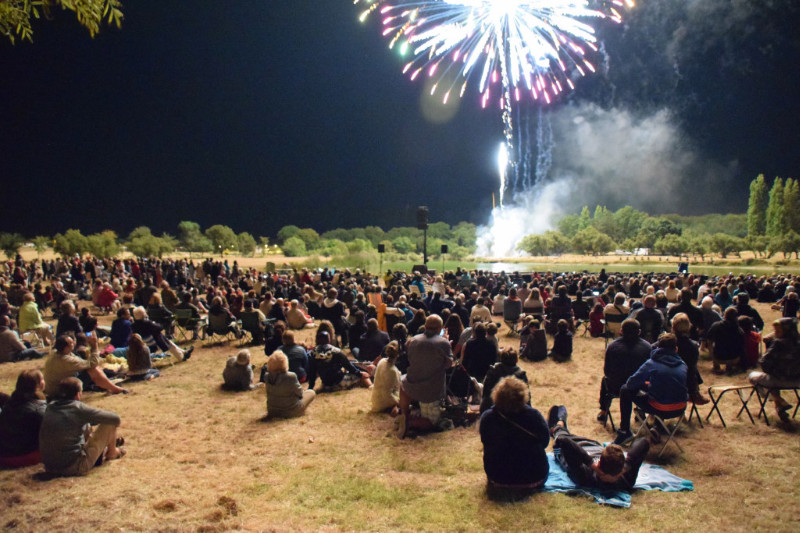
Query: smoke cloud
476,103,738,257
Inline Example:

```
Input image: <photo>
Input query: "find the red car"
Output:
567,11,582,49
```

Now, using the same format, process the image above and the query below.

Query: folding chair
239,312,264,346
634,406,689,458
173,308,205,343
204,313,238,345
705,385,757,428
754,386,800,426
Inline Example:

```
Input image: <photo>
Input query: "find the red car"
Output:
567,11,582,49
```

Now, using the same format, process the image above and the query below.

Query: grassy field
1,299,799,531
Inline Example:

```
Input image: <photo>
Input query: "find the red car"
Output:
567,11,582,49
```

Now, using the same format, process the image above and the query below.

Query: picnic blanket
543,453,693,508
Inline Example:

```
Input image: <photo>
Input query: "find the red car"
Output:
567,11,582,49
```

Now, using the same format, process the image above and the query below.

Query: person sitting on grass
222,350,257,391
397,315,453,439
109,307,133,348
39,377,125,476
461,322,498,382
286,299,313,330
125,334,162,382
738,315,762,371
264,320,286,357
613,333,688,445
43,335,127,398
748,317,800,422
548,404,650,490
589,302,605,338
264,350,315,419
480,348,528,414
0,370,46,468
277,330,309,383
479,376,549,500
307,331,371,392
520,319,547,362
370,341,402,416
549,319,573,363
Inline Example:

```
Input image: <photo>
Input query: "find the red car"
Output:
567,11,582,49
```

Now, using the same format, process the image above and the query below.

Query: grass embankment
1,302,799,531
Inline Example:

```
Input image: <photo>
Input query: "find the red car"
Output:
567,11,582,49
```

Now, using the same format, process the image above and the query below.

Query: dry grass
1,302,799,532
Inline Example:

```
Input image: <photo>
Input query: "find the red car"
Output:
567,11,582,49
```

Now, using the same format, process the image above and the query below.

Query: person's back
627,345,688,406
480,377,549,489
359,322,390,362
40,380,122,475
265,371,304,416
110,315,132,348
549,326,573,363
461,335,497,382
371,356,401,413
0,388,45,462
222,352,255,391
403,327,453,404
604,333,651,393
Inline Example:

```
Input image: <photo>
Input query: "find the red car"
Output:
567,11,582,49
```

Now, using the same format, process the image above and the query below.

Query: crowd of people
1,254,799,496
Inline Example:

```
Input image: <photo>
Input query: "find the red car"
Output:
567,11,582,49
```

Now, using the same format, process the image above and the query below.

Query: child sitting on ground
738,316,761,370
549,319,573,363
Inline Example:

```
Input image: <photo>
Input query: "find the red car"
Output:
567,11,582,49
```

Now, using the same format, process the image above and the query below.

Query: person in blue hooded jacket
613,333,688,444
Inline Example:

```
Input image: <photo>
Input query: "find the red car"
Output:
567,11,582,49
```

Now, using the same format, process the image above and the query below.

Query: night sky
1,1,799,240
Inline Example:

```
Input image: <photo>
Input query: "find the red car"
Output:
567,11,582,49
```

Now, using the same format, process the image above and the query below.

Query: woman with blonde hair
264,351,315,418
370,341,401,415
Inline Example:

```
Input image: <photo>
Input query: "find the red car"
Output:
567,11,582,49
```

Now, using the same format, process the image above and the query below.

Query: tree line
3,176,799,261
0,221,479,261
517,175,799,259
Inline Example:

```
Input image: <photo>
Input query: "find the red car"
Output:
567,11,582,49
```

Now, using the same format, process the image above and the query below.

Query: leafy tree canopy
1,0,123,44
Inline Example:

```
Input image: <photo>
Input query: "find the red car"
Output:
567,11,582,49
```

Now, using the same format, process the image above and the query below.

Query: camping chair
632,403,689,458
705,385,757,428
173,308,205,343
20,329,46,350
204,313,239,345
239,311,264,346
754,386,800,426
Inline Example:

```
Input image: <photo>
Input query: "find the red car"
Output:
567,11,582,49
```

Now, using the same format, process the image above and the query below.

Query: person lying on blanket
547,405,650,490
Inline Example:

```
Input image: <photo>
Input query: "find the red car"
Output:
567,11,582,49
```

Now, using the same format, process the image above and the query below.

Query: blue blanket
543,453,693,507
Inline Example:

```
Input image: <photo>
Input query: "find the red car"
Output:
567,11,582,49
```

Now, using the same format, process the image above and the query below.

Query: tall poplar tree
783,178,800,234
746,174,768,236
766,177,786,237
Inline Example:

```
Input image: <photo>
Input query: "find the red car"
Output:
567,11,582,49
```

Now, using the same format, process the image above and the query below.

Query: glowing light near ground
497,142,508,208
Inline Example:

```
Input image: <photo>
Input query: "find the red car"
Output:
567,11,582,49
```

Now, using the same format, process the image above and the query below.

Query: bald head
424,314,443,334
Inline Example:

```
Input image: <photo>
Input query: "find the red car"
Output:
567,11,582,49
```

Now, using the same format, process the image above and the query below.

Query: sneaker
613,429,633,445
438,418,455,432
596,410,608,424
634,407,646,423
183,346,194,361
396,414,407,439
777,404,791,423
